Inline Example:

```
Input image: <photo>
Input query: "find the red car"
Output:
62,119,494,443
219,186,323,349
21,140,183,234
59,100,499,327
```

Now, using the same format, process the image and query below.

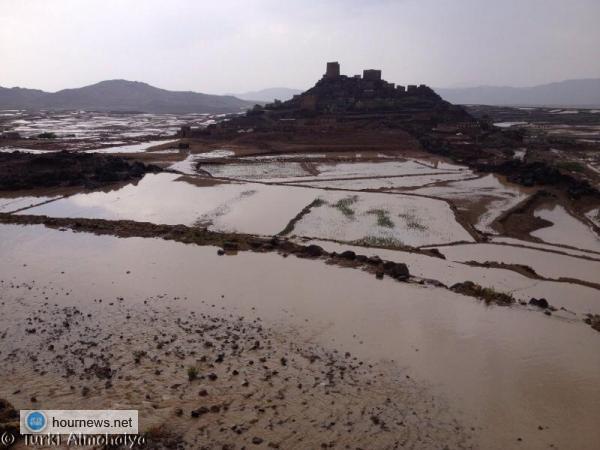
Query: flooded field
1,224,599,449
0,110,223,153
17,173,317,235
531,204,600,252
1,113,600,449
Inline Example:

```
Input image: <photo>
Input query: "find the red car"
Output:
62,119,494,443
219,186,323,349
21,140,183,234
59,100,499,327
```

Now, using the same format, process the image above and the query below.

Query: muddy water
16,173,318,235
436,242,600,285
531,204,600,252
1,224,599,449
303,239,600,314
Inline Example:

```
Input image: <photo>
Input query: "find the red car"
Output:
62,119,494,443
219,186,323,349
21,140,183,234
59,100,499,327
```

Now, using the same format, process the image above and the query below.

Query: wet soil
0,288,471,449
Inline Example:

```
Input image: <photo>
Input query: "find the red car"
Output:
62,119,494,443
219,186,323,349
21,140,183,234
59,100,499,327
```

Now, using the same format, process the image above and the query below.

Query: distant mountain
436,79,600,107
0,80,255,113
231,87,303,103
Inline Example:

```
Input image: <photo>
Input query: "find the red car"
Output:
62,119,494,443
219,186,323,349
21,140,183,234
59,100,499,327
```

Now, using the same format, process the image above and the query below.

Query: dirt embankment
0,151,161,191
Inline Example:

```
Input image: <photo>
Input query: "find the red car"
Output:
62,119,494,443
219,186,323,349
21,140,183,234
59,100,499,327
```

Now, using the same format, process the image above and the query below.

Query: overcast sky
1,0,599,94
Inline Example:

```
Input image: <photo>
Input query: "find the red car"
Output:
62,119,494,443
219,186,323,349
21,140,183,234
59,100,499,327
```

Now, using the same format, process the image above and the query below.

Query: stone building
325,62,340,78
363,69,382,81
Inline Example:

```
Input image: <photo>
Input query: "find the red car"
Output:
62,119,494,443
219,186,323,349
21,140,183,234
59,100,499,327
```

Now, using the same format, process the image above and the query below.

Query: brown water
1,224,599,449
17,173,318,235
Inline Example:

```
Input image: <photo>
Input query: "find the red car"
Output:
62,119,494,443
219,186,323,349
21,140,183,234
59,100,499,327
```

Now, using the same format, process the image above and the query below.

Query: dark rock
304,244,324,257
339,250,356,260
252,437,264,445
384,262,409,280
223,241,238,251
529,298,549,309
191,406,209,418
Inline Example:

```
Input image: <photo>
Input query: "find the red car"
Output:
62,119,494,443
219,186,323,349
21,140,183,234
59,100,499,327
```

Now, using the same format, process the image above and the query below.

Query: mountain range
0,80,254,114
435,79,600,107
2,78,599,113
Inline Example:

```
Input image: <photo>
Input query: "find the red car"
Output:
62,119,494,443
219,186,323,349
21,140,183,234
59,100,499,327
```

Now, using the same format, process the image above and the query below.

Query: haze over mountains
231,87,303,103
2,78,599,113
0,80,254,114
436,79,600,107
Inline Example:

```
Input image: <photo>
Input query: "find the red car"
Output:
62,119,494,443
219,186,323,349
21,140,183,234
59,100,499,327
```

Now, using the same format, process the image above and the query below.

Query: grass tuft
398,211,427,231
334,195,359,218
187,366,199,381
353,236,404,248
366,209,394,228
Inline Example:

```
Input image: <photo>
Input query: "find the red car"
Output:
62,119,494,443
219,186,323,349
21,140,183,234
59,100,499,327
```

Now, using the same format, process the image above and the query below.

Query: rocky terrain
0,151,161,191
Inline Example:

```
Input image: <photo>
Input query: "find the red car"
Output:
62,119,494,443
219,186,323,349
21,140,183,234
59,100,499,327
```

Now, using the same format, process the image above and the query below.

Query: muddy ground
0,279,472,449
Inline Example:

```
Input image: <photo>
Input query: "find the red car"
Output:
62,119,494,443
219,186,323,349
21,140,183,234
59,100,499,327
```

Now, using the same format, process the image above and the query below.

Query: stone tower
362,69,382,81
325,61,340,78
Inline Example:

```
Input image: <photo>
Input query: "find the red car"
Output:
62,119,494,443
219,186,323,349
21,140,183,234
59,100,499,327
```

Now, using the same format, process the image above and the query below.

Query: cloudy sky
1,0,599,93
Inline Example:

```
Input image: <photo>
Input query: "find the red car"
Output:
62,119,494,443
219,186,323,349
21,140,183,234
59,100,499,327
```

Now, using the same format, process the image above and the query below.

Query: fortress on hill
260,61,443,114
181,61,474,138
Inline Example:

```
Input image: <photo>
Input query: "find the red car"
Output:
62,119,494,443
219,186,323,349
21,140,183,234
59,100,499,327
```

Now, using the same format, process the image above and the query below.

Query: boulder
339,250,356,260
529,298,549,309
388,262,409,280
304,244,324,257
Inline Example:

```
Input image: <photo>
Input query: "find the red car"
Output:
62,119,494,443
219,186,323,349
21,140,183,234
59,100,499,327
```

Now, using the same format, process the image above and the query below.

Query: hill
436,79,600,107
0,80,254,113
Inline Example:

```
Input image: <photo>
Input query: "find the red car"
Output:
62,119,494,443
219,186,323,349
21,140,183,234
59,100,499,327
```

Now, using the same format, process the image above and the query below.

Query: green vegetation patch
353,236,404,249
279,197,326,235
451,281,514,306
366,209,395,228
333,195,359,218
398,211,427,231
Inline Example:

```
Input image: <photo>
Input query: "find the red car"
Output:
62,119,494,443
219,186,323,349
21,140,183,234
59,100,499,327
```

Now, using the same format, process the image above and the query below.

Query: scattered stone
529,298,549,309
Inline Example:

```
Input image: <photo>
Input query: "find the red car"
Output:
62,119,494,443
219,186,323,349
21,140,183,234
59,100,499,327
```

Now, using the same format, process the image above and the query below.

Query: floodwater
1,224,599,450
17,173,318,236
292,171,473,190
531,204,600,252
1,110,213,140
303,238,600,314
85,139,179,153
414,174,530,233
291,190,474,246
436,242,600,285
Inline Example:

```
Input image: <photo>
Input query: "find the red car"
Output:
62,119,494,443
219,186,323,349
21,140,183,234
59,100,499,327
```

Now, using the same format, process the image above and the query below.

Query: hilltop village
181,62,599,210
182,61,474,137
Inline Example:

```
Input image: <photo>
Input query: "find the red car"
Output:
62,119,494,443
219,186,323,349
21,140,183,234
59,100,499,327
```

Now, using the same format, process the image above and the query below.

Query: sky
1,0,599,94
